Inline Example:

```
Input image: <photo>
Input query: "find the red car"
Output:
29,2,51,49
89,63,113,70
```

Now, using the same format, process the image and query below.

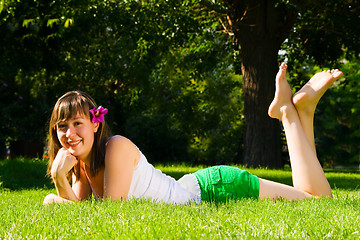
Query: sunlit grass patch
0,159,359,239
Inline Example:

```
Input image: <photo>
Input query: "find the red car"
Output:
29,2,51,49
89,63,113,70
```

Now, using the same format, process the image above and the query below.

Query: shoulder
105,136,140,164
107,135,136,150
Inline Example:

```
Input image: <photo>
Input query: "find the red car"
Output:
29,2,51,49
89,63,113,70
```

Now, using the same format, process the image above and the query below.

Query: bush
0,157,51,190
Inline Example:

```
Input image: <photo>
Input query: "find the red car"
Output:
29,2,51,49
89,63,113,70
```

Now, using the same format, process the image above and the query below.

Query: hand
51,148,78,179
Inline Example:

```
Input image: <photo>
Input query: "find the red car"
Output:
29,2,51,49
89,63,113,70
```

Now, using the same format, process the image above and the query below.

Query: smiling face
47,91,111,179
56,113,99,163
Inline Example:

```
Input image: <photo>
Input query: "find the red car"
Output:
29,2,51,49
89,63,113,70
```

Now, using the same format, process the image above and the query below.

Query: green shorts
193,166,259,203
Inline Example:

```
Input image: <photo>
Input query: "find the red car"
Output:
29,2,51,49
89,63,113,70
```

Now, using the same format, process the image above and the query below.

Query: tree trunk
225,0,296,167
241,44,282,167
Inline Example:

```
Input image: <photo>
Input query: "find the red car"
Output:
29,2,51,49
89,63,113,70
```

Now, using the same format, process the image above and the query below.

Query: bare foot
268,63,294,120
292,69,343,116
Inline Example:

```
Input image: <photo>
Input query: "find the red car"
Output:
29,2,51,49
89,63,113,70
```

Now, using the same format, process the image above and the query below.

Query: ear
93,122,100,133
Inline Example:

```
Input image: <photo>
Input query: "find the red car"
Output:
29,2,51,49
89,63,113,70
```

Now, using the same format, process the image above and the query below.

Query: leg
259,178,312,200
293,69,344,153
263,63,333,200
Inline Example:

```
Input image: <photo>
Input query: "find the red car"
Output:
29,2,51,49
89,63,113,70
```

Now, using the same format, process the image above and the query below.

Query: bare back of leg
293,69,344,153
261,63,339,200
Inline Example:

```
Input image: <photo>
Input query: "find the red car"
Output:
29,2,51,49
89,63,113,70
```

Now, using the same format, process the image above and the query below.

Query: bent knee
259,178,311,201
313,190,333,199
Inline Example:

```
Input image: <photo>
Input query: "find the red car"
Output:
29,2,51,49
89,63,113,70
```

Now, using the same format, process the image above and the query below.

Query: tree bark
224,0,296,167
240,44,282,167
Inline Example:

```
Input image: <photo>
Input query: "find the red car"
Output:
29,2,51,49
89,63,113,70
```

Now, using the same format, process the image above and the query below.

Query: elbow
103,192,128,201
43,194,57,205
43,193,76,204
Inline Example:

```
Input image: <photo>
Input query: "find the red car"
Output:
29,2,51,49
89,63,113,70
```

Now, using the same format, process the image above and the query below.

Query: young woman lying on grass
43,63,343,205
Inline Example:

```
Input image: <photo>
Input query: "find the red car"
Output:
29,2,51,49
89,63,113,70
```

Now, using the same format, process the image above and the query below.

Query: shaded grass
0,157,52,190
0,157,360,190
157,164,360,191
1,157,359,191
0,158,359,239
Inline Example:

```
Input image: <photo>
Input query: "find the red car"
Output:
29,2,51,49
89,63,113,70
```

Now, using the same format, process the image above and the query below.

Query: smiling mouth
68,140,81,146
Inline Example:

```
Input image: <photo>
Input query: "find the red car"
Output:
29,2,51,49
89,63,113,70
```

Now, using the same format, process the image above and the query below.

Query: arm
103,136,139,200
50,148,81,201
44,160,92,205
71,164,92,200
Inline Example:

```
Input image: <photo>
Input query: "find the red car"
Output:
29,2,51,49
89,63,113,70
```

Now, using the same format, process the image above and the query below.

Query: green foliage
124,30,244,165
315,56,360,167
281,54,360,167
0,0,73,142
1,0,360,166
0,157,51,190
284,1,360,66
0,0,243,164
278,1,360,166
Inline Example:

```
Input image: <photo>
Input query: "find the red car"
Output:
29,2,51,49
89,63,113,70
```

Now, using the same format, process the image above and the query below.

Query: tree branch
218,16,234,36
199,0,228,14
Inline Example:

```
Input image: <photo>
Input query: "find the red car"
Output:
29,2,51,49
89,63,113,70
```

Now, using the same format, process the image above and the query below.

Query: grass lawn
0,158,359,239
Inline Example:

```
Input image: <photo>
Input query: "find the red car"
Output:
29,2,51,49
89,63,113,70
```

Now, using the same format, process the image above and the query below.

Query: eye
74,121,82,126
57,123,67,131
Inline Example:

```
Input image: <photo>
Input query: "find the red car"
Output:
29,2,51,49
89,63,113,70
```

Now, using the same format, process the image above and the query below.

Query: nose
65,125,76,138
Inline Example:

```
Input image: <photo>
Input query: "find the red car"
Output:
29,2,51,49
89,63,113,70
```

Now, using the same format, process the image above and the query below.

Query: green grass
0,158,359,239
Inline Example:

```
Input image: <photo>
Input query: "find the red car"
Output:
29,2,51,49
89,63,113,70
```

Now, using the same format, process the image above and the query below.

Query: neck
79,151,92,167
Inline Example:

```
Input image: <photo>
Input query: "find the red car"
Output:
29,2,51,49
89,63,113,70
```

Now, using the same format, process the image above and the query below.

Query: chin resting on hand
51,148,78,179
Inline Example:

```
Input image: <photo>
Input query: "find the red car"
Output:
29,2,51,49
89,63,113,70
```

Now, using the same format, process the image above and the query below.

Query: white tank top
83,145,201,204
127,150,201,204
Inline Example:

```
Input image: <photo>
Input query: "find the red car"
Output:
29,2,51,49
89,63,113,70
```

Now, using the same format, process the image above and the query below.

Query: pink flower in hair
90,106,108,123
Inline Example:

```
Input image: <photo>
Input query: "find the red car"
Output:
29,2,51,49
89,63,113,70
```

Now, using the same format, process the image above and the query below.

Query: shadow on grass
0,157,52,190
1,158,359,191
161,169,360,191
261,173,360,191
326,176,360,190
159,171,187,181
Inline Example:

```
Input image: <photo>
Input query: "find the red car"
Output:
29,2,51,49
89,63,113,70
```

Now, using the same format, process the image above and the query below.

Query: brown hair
47,90,111,180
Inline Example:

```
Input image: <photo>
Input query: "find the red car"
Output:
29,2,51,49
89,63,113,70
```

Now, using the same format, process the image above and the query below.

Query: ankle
280,104,297,120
